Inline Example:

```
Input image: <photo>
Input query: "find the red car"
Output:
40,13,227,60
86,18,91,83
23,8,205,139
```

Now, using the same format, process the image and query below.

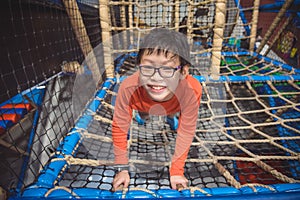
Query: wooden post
249,0,260,52
120,0,128,48
263,16,293,56
99,0,114,78
128,0,134,45
211,0,227,80
186,2,194,43
172,0,180,30
62,0,101,84
256,0,294,54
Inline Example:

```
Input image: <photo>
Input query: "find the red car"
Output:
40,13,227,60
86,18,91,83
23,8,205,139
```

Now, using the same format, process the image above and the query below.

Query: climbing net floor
20,52,300,199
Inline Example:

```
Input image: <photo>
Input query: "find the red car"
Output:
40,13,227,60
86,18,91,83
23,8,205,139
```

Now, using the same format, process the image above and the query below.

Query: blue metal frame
15,87,46,196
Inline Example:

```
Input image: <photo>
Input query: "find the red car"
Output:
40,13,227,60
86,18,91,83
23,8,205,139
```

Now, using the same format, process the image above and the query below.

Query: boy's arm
170,78,202,176
169,119,195,176
112,86,133,165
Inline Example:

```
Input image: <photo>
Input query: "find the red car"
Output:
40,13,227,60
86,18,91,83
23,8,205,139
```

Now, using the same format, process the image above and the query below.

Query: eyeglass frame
138,65,182,78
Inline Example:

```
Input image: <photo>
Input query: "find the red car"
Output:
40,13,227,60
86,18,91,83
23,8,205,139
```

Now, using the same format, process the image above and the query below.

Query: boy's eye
143,66,154,70
142,66,154,71
139,65,180,78
160,66,174,72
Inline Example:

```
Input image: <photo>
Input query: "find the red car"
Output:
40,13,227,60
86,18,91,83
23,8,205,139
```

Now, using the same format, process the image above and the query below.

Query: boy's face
139,51,187,102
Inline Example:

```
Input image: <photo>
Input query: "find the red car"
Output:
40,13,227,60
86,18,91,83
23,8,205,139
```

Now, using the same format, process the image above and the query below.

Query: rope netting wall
0,0,100,196
0,0,300,199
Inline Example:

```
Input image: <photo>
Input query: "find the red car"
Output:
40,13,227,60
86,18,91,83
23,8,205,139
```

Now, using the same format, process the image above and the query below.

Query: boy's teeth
152,85,164,90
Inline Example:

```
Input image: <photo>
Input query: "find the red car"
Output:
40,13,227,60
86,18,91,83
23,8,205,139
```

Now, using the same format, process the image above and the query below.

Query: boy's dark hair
136,28,191,67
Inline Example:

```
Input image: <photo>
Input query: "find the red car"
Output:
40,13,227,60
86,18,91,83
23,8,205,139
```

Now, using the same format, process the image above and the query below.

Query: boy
112,28,202,190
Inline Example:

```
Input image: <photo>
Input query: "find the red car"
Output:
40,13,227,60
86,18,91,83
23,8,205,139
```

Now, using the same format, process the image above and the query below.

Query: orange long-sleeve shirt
112,71,202,176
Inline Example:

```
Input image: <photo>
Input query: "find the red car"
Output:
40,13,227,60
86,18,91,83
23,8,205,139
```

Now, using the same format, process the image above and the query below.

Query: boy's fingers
113,184,124,191
171,182,179,190
112,179,124,191
112,178,124,191
176,184,184,190
123,180,130,188
112,171,130,191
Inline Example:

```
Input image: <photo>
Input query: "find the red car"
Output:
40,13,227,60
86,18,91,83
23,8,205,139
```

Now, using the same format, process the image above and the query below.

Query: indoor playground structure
1,0,300,199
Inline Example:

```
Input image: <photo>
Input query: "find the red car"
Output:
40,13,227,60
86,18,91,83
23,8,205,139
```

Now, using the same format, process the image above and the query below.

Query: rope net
1,0,300,199
51,55,300,192
19,54,299,199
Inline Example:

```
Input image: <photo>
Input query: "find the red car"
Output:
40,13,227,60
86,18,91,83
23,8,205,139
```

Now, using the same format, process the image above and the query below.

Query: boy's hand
170,175,188,190
112,170,130,191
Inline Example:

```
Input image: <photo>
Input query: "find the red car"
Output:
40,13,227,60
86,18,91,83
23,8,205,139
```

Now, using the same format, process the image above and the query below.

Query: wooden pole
172,0,180,30
263,16,293,56
128,0,134,45
249,0,260,52
62,0,101,84
211,0,227,80
120,0,128,48
186,2,194,43
256,0,294,54
99,0,114,78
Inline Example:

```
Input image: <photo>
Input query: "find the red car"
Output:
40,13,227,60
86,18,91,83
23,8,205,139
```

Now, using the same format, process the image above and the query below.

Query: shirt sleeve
112,82,133,165
170,77,202,176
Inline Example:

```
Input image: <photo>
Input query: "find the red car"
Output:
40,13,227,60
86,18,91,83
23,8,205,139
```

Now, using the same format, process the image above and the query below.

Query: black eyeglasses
139,65,182,78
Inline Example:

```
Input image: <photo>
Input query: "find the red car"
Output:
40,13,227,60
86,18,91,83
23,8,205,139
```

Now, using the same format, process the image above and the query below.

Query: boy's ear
180,65,189,79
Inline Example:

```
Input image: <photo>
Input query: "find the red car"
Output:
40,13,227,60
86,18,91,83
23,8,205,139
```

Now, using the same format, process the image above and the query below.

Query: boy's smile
147,84,166,93
139,51,185,102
